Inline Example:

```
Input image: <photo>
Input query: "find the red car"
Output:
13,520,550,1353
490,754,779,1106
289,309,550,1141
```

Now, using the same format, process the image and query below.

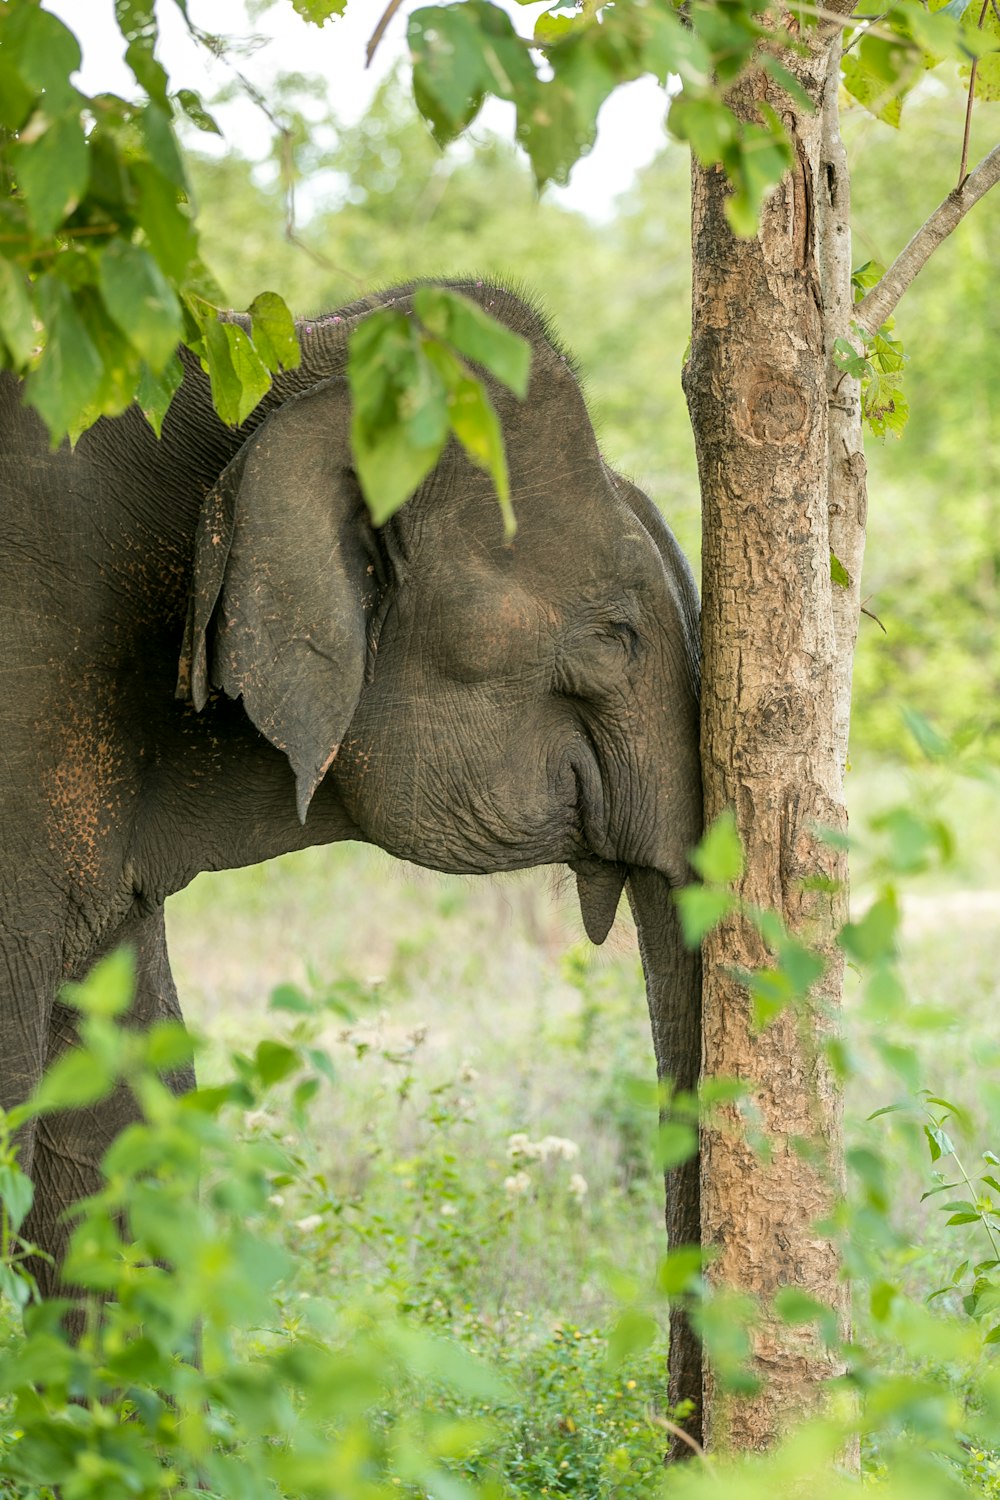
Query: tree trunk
683,25,860,1454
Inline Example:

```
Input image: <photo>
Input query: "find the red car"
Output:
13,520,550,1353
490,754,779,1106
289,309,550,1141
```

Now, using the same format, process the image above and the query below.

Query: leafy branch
855,141,1000,337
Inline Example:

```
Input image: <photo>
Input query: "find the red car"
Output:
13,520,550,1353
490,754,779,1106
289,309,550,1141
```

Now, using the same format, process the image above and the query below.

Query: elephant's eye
604,619,640,660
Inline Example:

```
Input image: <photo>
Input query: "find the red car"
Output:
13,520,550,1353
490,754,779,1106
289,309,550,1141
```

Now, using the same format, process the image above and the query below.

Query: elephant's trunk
627,865,703,1458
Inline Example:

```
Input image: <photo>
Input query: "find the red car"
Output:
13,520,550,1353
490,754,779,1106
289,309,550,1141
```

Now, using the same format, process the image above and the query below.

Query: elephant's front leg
22,904,195,1306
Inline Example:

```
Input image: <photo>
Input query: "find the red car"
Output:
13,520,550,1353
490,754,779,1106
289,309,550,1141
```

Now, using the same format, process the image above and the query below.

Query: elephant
0,280,703,1446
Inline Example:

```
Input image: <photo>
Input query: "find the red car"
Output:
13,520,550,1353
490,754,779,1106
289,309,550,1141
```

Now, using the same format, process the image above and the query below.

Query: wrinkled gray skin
0,282,702,1444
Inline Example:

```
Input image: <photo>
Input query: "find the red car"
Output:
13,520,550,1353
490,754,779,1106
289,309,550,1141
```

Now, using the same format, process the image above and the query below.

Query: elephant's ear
176,379,374,823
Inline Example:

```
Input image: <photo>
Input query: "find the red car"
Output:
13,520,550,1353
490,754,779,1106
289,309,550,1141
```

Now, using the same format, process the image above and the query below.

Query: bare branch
958,0,990,187
367,0,405,67
854,142,1000,336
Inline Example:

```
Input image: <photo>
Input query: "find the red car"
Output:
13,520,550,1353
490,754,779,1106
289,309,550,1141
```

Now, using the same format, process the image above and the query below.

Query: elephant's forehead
527,517,662,594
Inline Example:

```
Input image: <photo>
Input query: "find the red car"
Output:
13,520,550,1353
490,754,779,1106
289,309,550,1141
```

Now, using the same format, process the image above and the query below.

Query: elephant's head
177,281,704,1437
177,285,701,944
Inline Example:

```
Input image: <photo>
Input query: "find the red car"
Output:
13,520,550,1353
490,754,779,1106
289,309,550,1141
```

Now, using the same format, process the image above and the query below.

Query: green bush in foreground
0,733,999,1496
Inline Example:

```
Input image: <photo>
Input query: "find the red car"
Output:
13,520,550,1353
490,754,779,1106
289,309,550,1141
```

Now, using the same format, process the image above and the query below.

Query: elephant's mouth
566,735,626,943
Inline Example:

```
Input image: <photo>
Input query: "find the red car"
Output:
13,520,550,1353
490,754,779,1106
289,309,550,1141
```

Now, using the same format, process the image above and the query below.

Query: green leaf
270,984,313,1015
832,337,868,380
132,161,198,281
723,119,794,237
841,48,904,128
747,971,791,1030
409,5,492,141
838,890,900,965
98,240,183,373
61,948,136,1020
848,1146,889,1209
202,319,272,426
667,93,737,166
447,370,514,536
690,809,744,885
534,11,575,43
925,1123,956,1162
145,1020,195,1072
674,887,734,946
249,291,301,374
606,1307,658,1368
413,287,531,397
16,111,88,238
254,1041,300,1087
851,259,885,298
293,1076,321,1113
0,256,36,368
869,1279,897,1322
24,282,103,441
656,1245,703,1296
136,352,183,437
4,4,81,113
424,339,515,537
116,0,169,106
174,87,222,134
902,706,951,760
773,1287,828,1325
656,1120,698,1170
30,1048,117,1116
516,78,585,186
0,1164,34,1234
0,55,35,132
141,101,188,188
830,551,850,588
759,55,814,113
348,307,450,524
291,0,348,21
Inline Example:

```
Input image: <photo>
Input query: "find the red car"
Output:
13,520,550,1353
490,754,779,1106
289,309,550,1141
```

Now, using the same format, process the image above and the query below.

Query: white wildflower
459,1060,480,1083
538,1135,580,1163
295,1213,323,1233
408,1025,428,1046
568,1173,589,1200
267,1193,285,1208
507,1132,534,1159
243,1109,269,1131
504,1170,532,1197
439,1203,457,1217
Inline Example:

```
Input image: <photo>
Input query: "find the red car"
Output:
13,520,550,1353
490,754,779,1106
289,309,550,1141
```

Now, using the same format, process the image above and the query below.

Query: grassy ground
157,759,1000,1491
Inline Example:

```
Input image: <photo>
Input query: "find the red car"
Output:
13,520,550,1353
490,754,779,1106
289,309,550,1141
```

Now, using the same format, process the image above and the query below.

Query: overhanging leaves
348,292,530,532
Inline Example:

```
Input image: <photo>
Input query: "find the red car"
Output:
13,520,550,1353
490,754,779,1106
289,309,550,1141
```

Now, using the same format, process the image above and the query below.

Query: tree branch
855,141,1000,336
367,0,405,67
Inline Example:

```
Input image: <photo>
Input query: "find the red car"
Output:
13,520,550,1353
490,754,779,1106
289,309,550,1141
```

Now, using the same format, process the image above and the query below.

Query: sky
49,0,672,219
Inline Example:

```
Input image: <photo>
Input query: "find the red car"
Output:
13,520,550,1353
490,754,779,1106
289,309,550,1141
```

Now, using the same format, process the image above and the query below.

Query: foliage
0,0,988,450
347,286,530,530
832,262,909,441
0,750,996,1495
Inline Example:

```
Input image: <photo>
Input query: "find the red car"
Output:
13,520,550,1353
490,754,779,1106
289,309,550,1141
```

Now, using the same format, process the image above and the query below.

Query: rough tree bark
683,15,860,1453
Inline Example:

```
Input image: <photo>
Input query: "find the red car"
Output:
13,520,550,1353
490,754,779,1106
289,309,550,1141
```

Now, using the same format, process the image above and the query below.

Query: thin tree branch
367,0,405,67
842,11,889,55
959,0,990,186
854,141,1000,335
